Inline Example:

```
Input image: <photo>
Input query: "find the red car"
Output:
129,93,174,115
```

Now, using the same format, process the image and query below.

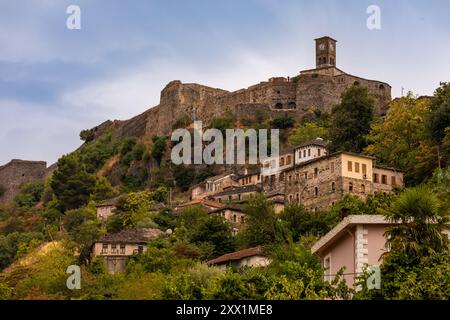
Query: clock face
319,43,325,51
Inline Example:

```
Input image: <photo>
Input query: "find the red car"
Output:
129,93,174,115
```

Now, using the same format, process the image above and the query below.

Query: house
209,184,262,203
191,173,239,200
91,228,164,273
294,138,328,164
174,198,224,214
96,197,118,222
210,205,247,235
264,151,404,212
311,214,450,288
207,246,270,271
237,168,261,186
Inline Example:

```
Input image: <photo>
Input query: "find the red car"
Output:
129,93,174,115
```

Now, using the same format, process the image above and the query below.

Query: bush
14,181,45,208
272,114,295,129
151,136,167,164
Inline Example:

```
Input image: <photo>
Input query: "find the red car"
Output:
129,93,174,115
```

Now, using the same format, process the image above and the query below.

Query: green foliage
79,132,115,173
271,114,295,129
280,204,338,241
51,153,96,212
80,129,95,143
289,122,328,146
91,177,116,202
0,232,44,270
381,186,449,259
151,136,167,164
132,143,146,162
173,165,196,191
428,82,450,144
14,181,45,208
189,215,236,259
210,112,234,134
120,137,137,156
328,85,375,153
172,115,191,130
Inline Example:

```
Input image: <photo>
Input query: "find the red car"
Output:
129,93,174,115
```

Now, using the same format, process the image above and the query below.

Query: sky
1,0,449,165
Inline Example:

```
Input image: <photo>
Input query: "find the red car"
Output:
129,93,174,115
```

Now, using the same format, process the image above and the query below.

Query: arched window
379,84,385,90
353,81,360,86
349,182,353,192
331,182,336,193
288,101,296,109
275,103,283,109
289,194,293,202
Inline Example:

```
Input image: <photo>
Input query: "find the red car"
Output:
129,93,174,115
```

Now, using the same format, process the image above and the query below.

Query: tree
51,153,96,212
91,177,116,201
381,186,449,260
328,85,375,153
289,122,328,146
151,136,167,164
271,114,295,129
239,195,280,247
189,215,236,259
14,181,45,208
365,96,431,184
428,82,450,144
80,129,95,143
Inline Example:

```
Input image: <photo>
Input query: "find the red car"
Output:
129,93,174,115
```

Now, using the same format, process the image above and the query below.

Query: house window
296,193,299,202
228,195,232,201
314,168,318,178
362,164,367,174
373,173,379,183
391,176,396,186
289,195,293,202
288,175,292,183
120,244,125,254
348,161,353,172
349,182,353,192
241,216,245,224
318,148,321,157
303,150,306,157
304,172,308,179
286,155,292,165
331,162,335,173
331,182,336,193
361,184,365,193
382,175,387,184
308,149,311,156
238,194,241,200
102,244,108,254
138,245,144,254
298,150,302,159
355,162,360,173
233,214,237,223
280,157,285,166
111,244,117,254
315,187,319,197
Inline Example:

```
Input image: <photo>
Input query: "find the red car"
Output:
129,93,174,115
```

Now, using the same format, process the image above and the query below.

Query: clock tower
315,36,337,68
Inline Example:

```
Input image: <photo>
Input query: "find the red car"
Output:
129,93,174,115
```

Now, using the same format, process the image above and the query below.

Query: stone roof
311,215,392,255
97,228,164,244
207,246,264,265
212,184,262,197
176,198,224,209
209,204,244,214
294,138,328,149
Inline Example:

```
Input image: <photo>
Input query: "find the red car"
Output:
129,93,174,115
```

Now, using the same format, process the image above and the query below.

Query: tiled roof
98,228,164,244
207,246,264,265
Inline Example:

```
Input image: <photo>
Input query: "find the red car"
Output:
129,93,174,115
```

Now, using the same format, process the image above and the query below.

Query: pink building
311,215,393,288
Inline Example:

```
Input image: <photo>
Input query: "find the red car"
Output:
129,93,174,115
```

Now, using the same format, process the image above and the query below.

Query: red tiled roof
207,246,264,265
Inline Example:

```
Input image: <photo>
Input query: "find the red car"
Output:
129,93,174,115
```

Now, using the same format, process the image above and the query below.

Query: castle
114,36,391,138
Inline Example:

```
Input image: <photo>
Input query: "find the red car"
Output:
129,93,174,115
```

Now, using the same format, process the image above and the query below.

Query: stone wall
0,159,47,203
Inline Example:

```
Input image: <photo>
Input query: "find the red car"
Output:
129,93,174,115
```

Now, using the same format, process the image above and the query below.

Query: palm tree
381,186,449,259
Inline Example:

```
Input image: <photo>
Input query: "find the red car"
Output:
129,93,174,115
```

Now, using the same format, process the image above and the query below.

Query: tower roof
314,36,337,42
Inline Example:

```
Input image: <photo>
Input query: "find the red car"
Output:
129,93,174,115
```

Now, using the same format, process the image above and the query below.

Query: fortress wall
0,160,47,203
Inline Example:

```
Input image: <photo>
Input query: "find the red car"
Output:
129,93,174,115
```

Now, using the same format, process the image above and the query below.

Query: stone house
91,228,164,273
294,138,328,164
96,197,118,222
210,205,247,235
237,168,261,187
191,173,239,200
264,151,404,212
209,184,262,203
207,246,270,271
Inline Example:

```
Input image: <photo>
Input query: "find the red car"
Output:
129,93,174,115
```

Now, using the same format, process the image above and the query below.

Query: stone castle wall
124,66,392,140
0,159,47,203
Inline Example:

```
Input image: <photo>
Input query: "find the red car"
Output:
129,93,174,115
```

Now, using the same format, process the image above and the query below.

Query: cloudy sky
1,0,449,165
